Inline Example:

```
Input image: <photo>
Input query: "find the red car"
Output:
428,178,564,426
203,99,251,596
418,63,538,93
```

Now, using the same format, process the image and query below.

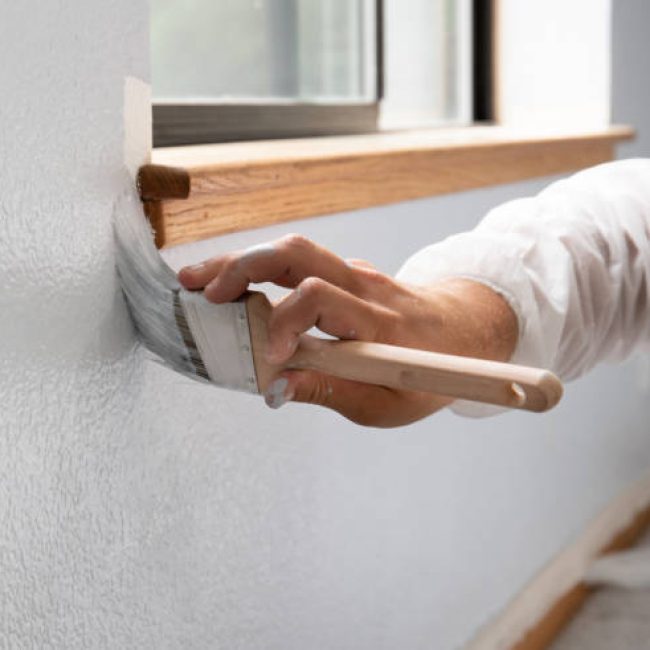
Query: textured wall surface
1,2,649,650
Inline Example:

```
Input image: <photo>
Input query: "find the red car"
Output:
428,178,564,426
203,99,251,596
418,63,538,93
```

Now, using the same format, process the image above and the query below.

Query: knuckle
219,254,240,276
351,266,395,297
373,306,402,341
280,233,312,252
360,266,392,287
298,276,326,298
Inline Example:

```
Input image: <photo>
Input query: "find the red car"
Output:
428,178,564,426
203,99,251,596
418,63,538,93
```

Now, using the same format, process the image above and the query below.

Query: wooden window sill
141,125,634,248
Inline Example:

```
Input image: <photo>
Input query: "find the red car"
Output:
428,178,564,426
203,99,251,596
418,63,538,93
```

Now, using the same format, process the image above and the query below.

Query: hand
178,234,518,427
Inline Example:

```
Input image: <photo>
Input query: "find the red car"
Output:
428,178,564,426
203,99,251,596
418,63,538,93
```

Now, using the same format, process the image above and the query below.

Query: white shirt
397,159,650,415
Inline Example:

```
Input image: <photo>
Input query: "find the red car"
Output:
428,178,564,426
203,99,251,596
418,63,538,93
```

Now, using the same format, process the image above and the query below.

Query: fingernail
264,377,294,409
185,262,206,273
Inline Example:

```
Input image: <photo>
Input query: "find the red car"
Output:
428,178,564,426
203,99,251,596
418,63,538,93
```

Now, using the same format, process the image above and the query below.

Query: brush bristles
112,187,207,382
172,290,209,380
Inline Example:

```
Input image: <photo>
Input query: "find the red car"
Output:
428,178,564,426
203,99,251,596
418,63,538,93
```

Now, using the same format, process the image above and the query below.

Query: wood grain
145,126,633,248
510,504,650,650
138,164,190,200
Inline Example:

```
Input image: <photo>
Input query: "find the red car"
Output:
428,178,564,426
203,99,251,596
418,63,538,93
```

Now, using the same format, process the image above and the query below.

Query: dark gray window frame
153,102,380,147
472,0,494,122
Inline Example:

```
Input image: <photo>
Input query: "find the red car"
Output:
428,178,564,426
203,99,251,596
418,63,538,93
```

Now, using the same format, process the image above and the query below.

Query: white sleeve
396,159,650,415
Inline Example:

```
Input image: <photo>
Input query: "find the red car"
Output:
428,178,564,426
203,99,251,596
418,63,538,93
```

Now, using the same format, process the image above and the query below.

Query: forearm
420,278,519,363
398,159,650,382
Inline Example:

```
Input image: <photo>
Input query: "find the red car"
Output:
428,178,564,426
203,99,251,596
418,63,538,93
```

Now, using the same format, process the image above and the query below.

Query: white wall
1,2,649,650
496,0,611,128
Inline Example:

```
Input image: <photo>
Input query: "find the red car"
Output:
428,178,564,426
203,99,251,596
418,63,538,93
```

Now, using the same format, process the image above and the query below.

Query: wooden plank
510,504,650,650
142,126,634,248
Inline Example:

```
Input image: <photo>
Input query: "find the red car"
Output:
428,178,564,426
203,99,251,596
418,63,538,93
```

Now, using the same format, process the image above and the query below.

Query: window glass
151,0,377,102
381,0,472,128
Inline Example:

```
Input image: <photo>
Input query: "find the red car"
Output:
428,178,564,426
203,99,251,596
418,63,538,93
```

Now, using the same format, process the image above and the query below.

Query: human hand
178,234,518,427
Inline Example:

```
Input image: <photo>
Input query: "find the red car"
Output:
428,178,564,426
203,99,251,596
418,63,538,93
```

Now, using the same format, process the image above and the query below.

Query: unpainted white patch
123,76,152,178
265,377,291,409
241,243,277,263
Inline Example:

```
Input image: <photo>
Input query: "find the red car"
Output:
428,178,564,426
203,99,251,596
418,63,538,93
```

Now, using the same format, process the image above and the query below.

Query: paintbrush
113,189,563,413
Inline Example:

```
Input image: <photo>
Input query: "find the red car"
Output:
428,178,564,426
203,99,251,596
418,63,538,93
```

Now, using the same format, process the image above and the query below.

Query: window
144,0,628,249
151,0,484,147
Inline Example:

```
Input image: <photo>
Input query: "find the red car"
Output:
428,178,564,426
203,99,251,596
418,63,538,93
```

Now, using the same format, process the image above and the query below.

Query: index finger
179,234,358,303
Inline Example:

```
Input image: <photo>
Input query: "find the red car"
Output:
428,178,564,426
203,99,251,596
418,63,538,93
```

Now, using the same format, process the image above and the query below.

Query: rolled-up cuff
396,232,546,417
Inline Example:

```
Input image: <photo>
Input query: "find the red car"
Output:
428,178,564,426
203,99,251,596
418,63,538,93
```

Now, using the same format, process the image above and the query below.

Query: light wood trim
510,503,650,650
144,125,634,248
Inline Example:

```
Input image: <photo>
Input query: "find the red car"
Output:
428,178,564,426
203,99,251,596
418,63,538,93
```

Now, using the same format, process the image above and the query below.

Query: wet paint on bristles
172,290,210,380
112,186,208,383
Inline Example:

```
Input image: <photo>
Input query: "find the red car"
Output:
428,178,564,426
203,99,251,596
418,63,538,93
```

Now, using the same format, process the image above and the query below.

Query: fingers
265,277,386,363
264,369,449,428
281,371,401,426
177,256,228,290
263,369,399,426
179,234,358,303
178,243,280,293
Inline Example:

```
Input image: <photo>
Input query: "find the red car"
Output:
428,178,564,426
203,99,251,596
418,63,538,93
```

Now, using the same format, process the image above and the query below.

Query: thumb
263,369,408,427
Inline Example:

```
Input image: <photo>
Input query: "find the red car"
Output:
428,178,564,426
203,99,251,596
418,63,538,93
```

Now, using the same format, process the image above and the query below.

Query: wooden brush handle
287,337,562,413
245,292,562,412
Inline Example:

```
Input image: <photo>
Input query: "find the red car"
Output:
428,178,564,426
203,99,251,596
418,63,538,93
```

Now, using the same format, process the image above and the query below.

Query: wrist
425,278,519,362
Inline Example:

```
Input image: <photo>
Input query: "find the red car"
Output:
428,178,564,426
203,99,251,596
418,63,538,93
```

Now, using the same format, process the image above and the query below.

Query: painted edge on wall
464,467,650,650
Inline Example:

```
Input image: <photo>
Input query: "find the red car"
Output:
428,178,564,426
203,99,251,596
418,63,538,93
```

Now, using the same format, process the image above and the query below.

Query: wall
1,3,648,650
497,0,611,128
612,0,650,158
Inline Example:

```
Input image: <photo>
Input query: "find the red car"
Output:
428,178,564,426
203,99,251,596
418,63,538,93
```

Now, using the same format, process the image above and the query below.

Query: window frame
152,0,384,148
153,102,381,147
142,0,629,250
472,0,494,122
